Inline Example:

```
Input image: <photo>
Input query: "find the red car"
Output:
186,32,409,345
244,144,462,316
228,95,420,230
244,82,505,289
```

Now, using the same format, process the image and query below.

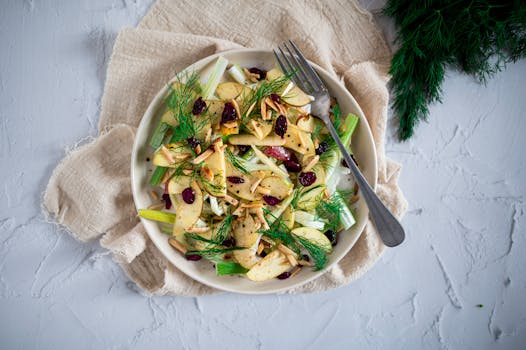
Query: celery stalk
149,122,170,148
149,167,167,186
325,113,359,180
334,191,356,230
138,209,176,224
227,64,247,84
202,56,229,99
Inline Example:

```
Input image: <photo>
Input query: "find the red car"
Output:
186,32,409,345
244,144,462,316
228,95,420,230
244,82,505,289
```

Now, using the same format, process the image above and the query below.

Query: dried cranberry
222,238,235,247
263,146,291,161
187,136,200,149
248,67,267,80
277,271,291,280
315,141,329,155
324,230,338,246
302,254,310,262
262,195,281,206
260,251,267,258
227,176,245,184
162,193,172,209
182,187,195,204
274,115,287,138
185,253,202,261
270,93,281,103
283,154,302,172
238,145,250,155
221,102,237,123
298,171,317,186
192,97,207,115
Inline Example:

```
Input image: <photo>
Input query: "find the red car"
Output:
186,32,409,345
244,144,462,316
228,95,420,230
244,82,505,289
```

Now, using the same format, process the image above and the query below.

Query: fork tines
273,40,326,94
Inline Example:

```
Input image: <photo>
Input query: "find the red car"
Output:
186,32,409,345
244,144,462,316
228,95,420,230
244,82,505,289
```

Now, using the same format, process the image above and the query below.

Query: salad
138,56,360,282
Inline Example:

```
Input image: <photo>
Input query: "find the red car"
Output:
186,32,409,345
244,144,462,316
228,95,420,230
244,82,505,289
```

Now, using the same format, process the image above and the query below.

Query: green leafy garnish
316,196,344,232
384,0,526,139
292,234,328,271
213,214,235,244
225,148,249,175
260,208,300,254
216,262,249,275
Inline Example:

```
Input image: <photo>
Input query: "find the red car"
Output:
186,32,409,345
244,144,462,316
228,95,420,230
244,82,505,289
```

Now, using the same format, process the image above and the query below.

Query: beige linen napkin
43,0,408,296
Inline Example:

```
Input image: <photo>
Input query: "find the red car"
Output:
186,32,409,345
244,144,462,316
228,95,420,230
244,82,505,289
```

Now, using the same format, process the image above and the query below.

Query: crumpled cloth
43,0,408,295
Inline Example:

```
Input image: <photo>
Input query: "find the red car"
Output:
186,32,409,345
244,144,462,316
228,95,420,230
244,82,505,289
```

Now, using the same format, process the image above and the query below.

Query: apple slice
246,249,292,281
201,140,227,197
228,134,286,146
232,214,262,269
171,180,203,236
215,82,252,102
291,227,332,253
283,124,315,156
266,68,312,107
246,119,273,140
281,206,295,230
259,176,293,200
153,143,192,167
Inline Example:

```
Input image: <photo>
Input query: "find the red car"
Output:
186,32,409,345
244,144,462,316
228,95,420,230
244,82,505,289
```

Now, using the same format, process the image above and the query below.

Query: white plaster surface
1,1,525,349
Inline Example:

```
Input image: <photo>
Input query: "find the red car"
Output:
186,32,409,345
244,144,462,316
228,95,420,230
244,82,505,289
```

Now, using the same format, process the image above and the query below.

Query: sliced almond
253,216,262,231
246,101,256,117
256,186,271,195
278,103,287,115
260,100,267,120
205,128,212,144
223,194,239,206
298,259,312,267
324,187,331,199
314,139,319,149
174,153,191,160
250,177,263,194
257,242,265,255
195,144,202,155
161,145,175,164
303,155,320,172
201,166,214,181
255,207,269,230
147,203,165,210
223,121,238,129
286,254,298,266
232,206,245,216
265,98,279,113
193,149,214,164
266,110,272,120
261,236,274,245
230,98,242,120
149,190,160,201
250,120,264,139
290,266,302,277
278,243,296,257
182,169,194,176
240,202,264,208
168,237,187,254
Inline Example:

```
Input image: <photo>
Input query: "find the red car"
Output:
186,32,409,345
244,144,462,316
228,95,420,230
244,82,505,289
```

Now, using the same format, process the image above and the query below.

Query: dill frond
384,0,526,140
213,214,234,244
225,149,249,175
292,234,328,270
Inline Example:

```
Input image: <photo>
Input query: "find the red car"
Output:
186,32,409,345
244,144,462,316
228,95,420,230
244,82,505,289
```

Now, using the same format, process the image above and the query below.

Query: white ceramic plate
131,49,377,294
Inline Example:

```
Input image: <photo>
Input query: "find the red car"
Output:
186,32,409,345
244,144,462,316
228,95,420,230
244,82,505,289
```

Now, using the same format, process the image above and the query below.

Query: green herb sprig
385,0,526,140
225,149,250,175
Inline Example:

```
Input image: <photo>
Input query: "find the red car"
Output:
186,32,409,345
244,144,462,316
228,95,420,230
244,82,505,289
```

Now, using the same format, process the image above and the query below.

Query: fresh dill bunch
315,195,344,232
186,246,244,259
384,0,526,140
241,73,292,125
225,149,250,175
212,214,235,244
165,70,207,144
185,232,221,245
260,208,300,254
292,234,328,270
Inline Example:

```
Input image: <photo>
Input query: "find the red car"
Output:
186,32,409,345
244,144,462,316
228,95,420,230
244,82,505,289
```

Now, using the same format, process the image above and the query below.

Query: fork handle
323,120,405,247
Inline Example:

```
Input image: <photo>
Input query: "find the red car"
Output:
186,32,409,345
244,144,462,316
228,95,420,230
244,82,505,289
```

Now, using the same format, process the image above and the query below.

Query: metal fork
274,41,405,247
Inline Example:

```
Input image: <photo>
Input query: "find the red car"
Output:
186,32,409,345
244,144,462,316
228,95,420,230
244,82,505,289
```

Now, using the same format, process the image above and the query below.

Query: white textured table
1,1,525,349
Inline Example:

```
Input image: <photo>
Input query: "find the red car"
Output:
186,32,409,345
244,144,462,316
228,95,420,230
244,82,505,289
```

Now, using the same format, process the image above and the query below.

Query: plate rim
131,48,378,294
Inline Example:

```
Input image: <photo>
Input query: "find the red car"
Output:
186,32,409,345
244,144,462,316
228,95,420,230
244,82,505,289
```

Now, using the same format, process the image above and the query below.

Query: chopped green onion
138,209,176,224
202,56,229,99
149,122,170,148
216,262,249,276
